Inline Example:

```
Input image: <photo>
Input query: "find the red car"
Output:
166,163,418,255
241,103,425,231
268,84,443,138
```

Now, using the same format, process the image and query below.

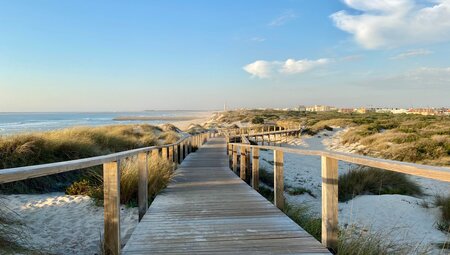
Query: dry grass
0,199,32,254
338,166,422,202
338,226,431,255
66,153,175,206
0,125,162,193
434,195,450,232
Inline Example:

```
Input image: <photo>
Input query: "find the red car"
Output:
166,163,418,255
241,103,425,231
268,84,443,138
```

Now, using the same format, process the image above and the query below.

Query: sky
0,0,449,111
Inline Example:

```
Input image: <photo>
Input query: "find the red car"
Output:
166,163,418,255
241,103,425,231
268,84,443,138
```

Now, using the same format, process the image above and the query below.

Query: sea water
0,111,208,135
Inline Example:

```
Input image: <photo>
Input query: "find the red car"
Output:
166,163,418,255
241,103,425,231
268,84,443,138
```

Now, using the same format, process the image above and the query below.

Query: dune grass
66,156,174,206
0,199,33,254
220,109,450,166
434,195,450,232
0,124,181,194
338,166,422,202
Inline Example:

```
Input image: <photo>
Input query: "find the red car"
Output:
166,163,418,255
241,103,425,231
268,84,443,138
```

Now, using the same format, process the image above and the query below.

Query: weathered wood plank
122,138,329,254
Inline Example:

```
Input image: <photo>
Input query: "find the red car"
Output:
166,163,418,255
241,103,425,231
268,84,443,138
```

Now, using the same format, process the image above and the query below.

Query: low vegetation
283,204,321,241
434,195,450,232
66,156,174,206
0,124,178,193
337,227,431,255
219,109,450,166
338,166,422,202
0,200,32,254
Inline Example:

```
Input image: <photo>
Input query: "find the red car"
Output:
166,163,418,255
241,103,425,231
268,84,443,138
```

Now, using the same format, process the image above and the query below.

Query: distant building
306,105,336,112
407,108,449,116
338,108,354,113
355,107,375,114
296,105,306,112
374,108,408,114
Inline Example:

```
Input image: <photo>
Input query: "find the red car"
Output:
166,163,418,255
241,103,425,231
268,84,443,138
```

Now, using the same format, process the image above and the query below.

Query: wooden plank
274,150,284,210
103,161,121,255
252,147,259,191
122,138,329,254
321,156,338,252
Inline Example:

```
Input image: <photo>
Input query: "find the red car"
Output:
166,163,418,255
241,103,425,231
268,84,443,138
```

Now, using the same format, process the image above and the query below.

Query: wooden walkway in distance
122,137,330,254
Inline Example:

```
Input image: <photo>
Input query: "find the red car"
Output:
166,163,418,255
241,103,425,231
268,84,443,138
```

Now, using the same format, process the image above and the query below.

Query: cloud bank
243,58,330,78
331,0,450,49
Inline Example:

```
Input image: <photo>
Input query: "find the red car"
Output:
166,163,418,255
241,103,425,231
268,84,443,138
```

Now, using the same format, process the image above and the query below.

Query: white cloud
250,37,266,43
269,10,297,27
331,0,450,49
390,49,433,60
243,60,273,78
243,58,331,78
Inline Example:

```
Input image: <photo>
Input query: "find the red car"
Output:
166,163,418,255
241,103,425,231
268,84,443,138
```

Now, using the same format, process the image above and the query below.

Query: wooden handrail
0,131,212,255
228,143,450,182
228,132,450,253
0,134,194,184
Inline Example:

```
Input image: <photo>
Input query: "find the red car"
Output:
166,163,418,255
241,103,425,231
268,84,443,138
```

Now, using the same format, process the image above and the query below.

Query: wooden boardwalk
122,138,330,254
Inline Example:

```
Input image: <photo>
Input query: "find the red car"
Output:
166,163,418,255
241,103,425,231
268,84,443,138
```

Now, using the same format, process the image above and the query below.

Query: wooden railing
219,124,301,137
0,132,214,255
227,134,450,252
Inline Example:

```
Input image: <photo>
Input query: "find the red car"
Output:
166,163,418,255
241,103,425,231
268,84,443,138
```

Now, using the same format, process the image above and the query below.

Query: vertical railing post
179,143,184,163
174,145,179,164
321,156,339,252
240,146,247,181
138,152,148,222
161,147,168,159
168,146,174,163
232,145,238,173
103,161,121,255
274,150,284,210
252,147,259,191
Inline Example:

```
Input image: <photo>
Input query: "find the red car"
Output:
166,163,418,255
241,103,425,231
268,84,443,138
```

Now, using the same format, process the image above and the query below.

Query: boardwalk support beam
252,147,259,190
321,156,338,252
138,153,148,222
103,161,121,255
274,150,284,210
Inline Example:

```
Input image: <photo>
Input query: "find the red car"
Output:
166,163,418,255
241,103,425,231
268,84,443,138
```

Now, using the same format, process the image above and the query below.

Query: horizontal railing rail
227,131,450,253
0,131,215,255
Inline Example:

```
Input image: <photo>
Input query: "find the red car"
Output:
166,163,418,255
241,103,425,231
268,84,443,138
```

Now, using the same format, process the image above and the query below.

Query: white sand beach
258,128,450,253
1,193,138,254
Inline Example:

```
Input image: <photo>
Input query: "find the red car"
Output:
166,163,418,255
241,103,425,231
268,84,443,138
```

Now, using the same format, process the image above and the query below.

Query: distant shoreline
113,116,197,121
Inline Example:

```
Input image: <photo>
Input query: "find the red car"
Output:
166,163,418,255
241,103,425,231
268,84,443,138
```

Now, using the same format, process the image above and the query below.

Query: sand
1,193,137,254
258,128,449,253
169,111,216,130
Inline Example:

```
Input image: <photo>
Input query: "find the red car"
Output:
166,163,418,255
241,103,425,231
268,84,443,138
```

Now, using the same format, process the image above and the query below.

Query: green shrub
251,116,264,124
283,204,321,241
287,187,316,198
338,167,422,202
259,167,274,187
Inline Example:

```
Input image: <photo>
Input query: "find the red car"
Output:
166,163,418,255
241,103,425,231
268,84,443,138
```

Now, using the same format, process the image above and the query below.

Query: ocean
0,111,209,135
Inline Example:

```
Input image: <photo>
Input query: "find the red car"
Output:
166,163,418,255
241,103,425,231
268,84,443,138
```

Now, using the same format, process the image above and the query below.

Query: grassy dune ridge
0,124,180,193
220,109,450,166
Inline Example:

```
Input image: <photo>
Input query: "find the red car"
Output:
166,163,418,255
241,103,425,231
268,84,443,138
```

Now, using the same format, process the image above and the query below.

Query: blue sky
0,0,449,111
